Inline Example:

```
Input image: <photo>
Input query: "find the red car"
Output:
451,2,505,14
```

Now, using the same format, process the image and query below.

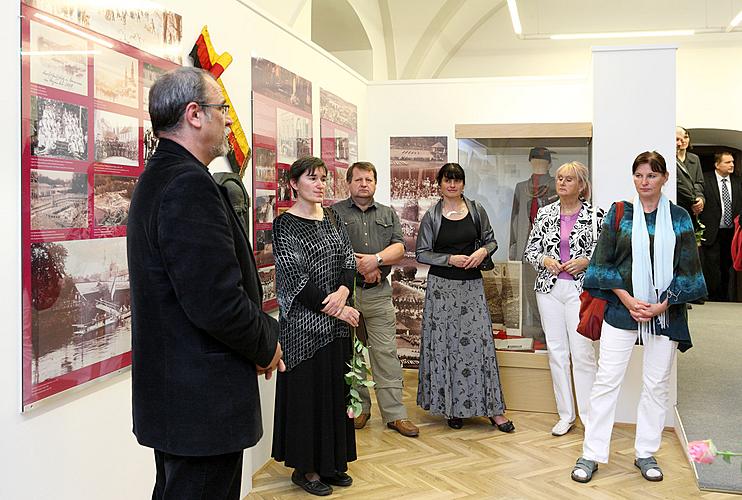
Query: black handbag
475,238,495,271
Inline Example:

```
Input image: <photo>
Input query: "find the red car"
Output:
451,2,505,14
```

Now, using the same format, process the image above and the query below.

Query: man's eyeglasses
198,102,230,115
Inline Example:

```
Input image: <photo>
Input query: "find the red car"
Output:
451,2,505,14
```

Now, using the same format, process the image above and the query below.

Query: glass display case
457,123,592,352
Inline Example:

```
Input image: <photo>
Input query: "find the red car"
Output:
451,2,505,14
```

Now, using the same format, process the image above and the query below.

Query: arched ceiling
254,0,742,80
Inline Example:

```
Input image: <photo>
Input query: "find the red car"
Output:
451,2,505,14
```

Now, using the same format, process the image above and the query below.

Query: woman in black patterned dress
415,163,512,431
271,156,360,496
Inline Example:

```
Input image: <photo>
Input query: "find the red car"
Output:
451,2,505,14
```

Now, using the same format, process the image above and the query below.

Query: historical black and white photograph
94,46,138,108
334,130,350,162
259,266,276,303
390,136,448,251
277,109,311,165
142,63,166,109
30,169,88,230
29,21,88,96
30,96,88,161
142,119,157,164
391,257,427,369
277,168,292,202
324,169,335,200
319,89,357,131
94,109,138,166
252,57,312,113
255,189,276,224
30,237,131,383
255,228,273,267
94,174,136,226
254,147,276,183
26,1,183,63
335,167,349,200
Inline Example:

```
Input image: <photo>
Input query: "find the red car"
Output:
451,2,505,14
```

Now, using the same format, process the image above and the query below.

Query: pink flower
688,440,717,464
347,408,355,419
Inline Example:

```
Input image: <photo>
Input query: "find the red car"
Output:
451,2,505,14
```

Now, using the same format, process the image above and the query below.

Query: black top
428,214,482,281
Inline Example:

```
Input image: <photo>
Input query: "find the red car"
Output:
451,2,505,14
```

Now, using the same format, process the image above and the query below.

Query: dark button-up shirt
332,197,405,281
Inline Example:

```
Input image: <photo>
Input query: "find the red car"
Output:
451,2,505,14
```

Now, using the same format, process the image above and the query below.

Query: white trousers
582,322,677,463
536,279,597,425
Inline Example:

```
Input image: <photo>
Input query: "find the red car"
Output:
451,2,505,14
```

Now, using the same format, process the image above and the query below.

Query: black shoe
291,470,333,496
489,417,515,433
447,417,463,429
320,471,353,487
690,299,705,305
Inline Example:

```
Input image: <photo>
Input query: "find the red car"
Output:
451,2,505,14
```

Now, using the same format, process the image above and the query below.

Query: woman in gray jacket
415,163,512,431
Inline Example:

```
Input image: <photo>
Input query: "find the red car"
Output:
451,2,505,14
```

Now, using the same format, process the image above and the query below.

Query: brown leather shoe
354,413,370,429
386,419,419,437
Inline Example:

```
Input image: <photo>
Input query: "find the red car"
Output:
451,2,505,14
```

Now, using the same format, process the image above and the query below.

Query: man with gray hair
127,67,283,499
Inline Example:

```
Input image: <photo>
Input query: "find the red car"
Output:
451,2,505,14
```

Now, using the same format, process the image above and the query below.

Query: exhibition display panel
20,2,180,409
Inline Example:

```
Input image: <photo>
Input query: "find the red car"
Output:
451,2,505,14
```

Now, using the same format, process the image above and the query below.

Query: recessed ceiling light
507,0,522,35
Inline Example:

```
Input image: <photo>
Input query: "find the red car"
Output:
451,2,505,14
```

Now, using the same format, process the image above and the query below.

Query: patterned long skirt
417,275,506,418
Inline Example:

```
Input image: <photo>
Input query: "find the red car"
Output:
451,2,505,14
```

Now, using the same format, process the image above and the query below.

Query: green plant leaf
722,454,731,464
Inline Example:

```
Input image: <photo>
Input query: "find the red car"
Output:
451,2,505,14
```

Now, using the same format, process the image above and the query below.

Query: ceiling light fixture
727,9,742,32
551,29,694,40
507,0,522,35
34,13,114,48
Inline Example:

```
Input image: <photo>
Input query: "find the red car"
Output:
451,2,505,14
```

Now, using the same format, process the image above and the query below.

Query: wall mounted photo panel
21,2,179,409
389,136,448,368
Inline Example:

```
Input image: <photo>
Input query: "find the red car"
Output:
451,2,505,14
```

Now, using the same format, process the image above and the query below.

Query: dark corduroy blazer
127,139,279,456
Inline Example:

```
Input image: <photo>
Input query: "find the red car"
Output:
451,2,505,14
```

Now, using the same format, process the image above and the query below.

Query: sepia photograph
30,237,131,384
482,262,521,335
254,147,276,183
94,109,138,166
29,20,88,96
94,174,137,226
390,256,427,369
277,168,292,202
335,167,349,200
255,228,274,267
142,63,166,109
255,189,276,224
25,1,183,63
259,266,276,303
142,119,157,164
252,57,312,113
30,95,88,161
390,136,448,251
30,169,88,230
320,89,357,131
94,46,139,108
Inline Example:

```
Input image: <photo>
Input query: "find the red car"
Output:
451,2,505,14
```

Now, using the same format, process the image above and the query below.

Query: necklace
443,204,467,218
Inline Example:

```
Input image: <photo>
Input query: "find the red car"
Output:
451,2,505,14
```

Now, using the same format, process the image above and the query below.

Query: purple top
558,212,579,280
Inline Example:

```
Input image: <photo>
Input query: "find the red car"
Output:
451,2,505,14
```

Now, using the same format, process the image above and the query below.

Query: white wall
2,1,366,499
366,75,593,204
592,45,678,427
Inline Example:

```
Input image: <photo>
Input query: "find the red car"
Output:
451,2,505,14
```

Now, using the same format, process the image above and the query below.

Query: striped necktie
721,178,732,227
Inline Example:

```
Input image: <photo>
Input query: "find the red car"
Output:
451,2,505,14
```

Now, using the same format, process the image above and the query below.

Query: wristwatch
375,253,383,265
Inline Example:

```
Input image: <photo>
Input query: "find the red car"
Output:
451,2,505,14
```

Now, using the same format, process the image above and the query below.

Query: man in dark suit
699,151,741,301
127,67,283,499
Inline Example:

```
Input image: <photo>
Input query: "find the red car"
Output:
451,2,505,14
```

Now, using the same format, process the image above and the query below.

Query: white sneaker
551,420,574,436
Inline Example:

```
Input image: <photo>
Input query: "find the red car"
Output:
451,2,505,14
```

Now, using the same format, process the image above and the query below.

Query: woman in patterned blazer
524,161,602,437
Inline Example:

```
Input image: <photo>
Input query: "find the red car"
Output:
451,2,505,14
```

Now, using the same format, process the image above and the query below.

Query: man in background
699,152,741,301
127,67,283,499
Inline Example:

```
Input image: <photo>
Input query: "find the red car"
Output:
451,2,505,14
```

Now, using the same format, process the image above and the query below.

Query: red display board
251,57,313,312
21,4,178,409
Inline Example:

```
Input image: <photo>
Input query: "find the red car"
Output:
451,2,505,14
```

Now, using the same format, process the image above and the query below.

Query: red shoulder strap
614,201,625,230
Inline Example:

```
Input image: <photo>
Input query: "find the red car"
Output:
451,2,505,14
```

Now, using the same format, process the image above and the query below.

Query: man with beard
127,67,283,500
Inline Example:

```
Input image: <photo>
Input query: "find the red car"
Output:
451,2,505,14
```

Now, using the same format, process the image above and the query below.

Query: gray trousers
355,279,407,423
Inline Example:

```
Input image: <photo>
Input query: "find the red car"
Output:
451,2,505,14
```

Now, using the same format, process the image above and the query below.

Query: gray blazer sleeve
476,201,498,256
415,210,450,266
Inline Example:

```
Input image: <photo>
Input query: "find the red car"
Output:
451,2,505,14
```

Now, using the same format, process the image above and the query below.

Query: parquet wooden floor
247,370,737,499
